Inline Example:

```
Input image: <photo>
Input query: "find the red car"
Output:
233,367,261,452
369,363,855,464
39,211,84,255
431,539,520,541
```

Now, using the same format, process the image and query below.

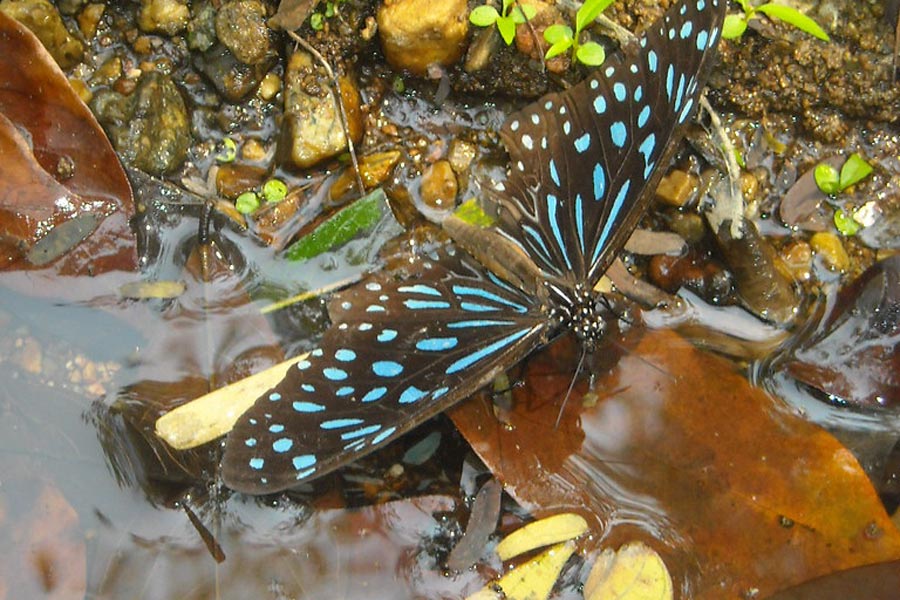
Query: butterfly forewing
223,250,549,493
494,0,725,286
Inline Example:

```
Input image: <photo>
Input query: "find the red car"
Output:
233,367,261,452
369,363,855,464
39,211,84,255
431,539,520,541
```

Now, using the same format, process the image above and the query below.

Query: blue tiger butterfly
223,0,726,493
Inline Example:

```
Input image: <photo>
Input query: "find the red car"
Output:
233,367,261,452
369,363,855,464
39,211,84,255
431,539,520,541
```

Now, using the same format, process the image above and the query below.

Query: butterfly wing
491,0,725,286
223,249,550,493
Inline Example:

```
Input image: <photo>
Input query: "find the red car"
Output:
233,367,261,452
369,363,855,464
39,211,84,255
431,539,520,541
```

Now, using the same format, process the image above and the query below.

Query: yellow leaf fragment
495,513,588,561
583,541,673,600
154,353,309,449
497,541,576,600
118,279,186,299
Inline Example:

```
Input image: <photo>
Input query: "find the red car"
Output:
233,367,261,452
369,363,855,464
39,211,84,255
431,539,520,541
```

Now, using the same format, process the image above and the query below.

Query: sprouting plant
543,0,611,66
470,0,538,46
814,153,872,195
814,153,874,236
722,0,829,41
310,0,344,31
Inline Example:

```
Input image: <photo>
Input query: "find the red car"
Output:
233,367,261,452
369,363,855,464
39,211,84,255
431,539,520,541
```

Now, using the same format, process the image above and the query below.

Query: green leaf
454,199,495,227
545,38,573,59
575,42,606,66
470,5,500,27
501,0,513,15
284,189,390,262
511,4,537,23
497,15,517,45
733,148,746,169
839,153,873,190
235,191,260,214
735,0,753,13
757,3,830,41
543,23,573,45
833,208,860,236
814,163,840,195
576,0,614,34
722,14,748,39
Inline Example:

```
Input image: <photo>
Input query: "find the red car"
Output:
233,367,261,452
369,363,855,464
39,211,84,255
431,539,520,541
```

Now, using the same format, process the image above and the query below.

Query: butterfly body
223,0,726,494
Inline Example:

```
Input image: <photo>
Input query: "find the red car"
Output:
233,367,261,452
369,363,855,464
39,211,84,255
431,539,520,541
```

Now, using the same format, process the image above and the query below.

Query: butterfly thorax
549,282,608,353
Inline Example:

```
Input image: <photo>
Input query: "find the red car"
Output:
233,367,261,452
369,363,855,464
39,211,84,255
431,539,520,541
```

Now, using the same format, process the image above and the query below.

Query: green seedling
832,208,859,236
311,0,343,31
814,153,873,195
814,153,874,236
722,0,829,41
470,0,538,46
543,0,612,66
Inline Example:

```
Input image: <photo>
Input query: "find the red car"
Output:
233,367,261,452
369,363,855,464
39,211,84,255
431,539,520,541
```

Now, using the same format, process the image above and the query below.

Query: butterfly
222,0,726,493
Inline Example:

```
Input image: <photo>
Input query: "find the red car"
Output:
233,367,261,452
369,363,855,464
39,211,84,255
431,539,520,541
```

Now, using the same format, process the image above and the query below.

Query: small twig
894,13,900,82
286,30,365,197
700,94,745,238
597,13,635,47
513,0,547,72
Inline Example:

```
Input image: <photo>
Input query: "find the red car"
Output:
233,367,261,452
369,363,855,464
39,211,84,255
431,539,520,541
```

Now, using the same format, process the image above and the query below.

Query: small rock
240,138,267,162
0,0,84,68
648,250,733,303
655,169,697,208
187,0,217,51
447,138,476,174
420,160,458,210
91,71,191,175
377,0,468,76
258,71,281,100
216,163,267,199
280,50,364,169
330,151,402,201
780,240,812,282
667,212,706,245
18,337,42,374
138,0,189,36
215,0,272,65
810,231,850,272
76,3,105,40
194,42,274,101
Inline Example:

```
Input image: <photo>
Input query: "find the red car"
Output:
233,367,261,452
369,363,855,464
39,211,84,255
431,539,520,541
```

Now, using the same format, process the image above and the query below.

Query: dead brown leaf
450,329,900,598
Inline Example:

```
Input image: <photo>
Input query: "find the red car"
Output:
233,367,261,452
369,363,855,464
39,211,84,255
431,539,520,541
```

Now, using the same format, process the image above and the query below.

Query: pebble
377,0,469,76
780,240,813,282
655,170,697,207
420,160,458,210
810,231,850,272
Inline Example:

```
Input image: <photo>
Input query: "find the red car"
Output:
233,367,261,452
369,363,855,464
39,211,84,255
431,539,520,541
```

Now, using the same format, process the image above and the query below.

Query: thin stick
287,30,366,197
513,0,547,72
700,94,745,238
555,348,586,428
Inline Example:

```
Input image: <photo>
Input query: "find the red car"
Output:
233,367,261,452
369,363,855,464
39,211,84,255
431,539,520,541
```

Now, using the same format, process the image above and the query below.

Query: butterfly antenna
607,336,676,382
555,347,587,429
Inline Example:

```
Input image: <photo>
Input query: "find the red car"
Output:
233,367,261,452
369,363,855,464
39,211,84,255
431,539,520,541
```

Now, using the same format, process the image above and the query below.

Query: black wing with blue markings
491,0,725,286
223,249,549,492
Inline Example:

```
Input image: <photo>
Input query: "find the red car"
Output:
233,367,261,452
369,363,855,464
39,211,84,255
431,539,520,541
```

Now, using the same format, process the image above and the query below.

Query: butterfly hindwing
493,0,725,286
223,249,550,493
